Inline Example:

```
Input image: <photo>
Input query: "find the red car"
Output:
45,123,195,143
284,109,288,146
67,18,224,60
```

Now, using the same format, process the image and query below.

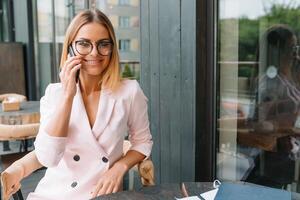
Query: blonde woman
24,9,152,199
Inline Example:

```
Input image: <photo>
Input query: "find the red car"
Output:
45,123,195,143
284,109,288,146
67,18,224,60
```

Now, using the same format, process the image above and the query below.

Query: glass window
119,16,130,28
35,0,86,95
119,39,130,51
217,0,300,192
0,0,12,42
93,0,140,81
34,0,141,94
119,0,130,6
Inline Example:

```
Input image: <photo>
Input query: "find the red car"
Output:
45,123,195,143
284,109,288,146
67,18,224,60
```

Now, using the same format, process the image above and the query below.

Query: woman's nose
90,45,99,56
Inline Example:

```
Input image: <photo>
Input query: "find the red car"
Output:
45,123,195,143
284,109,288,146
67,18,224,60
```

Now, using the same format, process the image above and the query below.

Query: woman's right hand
1,163,24,200
59,55,82,99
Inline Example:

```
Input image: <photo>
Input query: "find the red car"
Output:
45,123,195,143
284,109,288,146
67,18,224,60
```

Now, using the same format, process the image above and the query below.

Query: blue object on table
214,182,291,200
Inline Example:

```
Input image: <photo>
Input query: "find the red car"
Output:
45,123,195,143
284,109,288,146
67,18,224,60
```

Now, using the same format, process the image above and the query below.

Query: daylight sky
219,0,300,19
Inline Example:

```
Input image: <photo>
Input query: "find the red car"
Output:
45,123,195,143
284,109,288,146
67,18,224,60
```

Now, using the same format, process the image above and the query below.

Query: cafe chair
0,123,39,153
0,123,40,200
123,140,155,188
1,140,155,200
0,94,26,103
0,124,39,141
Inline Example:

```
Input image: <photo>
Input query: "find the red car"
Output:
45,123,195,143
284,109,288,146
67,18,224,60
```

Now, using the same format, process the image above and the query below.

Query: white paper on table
175,187,219,200
199,188,218,200
175,196,202,200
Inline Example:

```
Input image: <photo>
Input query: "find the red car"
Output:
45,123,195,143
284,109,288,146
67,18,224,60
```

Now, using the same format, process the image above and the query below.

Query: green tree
122,64,134,79
219,3,300,79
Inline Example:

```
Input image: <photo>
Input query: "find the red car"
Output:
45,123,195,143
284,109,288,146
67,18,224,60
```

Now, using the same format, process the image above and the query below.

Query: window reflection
217,0,300,191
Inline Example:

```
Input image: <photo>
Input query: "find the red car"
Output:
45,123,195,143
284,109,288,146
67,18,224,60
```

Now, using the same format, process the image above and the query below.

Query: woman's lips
83,59,102,65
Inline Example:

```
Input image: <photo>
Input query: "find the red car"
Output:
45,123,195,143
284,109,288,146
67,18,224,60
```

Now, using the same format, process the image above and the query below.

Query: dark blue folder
214,182,291,200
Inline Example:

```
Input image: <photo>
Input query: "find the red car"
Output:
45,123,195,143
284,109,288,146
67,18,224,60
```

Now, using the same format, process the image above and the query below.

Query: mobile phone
68,45,80,83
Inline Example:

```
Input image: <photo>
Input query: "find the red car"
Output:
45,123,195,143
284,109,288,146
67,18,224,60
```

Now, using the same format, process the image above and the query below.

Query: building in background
97,0,140,80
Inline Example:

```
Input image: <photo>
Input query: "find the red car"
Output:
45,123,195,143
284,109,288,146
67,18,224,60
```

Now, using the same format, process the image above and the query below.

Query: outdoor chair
0,124,39,152
0,123,39,200
1,140,155,200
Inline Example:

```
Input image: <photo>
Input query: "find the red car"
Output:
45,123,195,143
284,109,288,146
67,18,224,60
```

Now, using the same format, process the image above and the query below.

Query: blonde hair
60,9,121,91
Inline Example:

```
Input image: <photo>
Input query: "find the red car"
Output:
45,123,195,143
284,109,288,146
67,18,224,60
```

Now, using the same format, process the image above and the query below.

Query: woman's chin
81,69,105,77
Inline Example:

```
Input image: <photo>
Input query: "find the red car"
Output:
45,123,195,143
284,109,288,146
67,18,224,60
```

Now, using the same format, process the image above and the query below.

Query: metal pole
51,0,58,82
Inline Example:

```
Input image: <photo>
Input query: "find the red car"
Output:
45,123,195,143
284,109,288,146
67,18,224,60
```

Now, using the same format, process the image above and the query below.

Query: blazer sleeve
127,81,153,158
34,84,67,168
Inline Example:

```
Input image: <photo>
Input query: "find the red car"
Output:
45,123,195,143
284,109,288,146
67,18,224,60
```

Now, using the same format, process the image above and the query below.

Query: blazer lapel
71,85,114,156
71,86,100,153
92,89,116,139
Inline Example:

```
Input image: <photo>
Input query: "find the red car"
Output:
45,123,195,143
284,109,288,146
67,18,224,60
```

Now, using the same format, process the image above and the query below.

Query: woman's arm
44,96,73,137
45,55,82,137
34,56,82,167
112,150,146,175
92,81,153,197
1,151,43,200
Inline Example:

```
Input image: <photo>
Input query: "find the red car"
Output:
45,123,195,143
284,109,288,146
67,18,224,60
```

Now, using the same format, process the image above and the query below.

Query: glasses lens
97,41,113,56
75,41,92,55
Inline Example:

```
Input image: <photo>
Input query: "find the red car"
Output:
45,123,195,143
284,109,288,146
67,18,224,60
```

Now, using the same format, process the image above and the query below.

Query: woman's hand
59,55,82,99
91,162,128,198
1,163,24,200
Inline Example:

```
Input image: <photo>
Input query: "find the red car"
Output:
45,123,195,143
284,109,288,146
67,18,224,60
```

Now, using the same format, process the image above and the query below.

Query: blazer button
102,156,108,163
71,181,77,188
73,155,80,161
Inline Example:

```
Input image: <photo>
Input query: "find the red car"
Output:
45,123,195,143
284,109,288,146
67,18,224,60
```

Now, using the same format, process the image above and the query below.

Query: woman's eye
78,41,90,47
101,43,110,47
99,42,112,49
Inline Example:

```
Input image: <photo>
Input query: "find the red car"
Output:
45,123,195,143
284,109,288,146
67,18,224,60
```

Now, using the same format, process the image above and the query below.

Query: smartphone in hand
68,45,80,83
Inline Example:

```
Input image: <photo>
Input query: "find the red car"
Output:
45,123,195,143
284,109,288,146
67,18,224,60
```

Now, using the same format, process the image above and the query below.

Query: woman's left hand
91,162,128,198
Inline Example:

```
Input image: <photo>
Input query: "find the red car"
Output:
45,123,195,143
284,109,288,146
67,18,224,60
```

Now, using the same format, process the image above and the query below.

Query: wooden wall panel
0,42,26,96
141,0,196,183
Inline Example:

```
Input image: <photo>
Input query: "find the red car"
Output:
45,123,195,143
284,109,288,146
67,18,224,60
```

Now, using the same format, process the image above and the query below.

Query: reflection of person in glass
252,24,300,187
257,24,300,133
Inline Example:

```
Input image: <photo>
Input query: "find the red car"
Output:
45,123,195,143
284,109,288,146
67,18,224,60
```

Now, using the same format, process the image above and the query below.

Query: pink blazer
27,80,153,200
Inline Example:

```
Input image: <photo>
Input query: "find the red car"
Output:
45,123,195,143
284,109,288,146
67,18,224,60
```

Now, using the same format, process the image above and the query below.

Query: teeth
84,60,100,65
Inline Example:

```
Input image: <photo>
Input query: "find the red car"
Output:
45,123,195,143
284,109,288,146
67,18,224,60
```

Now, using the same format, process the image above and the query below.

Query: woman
247,24,300,187
255,24,300,133
27,9,153,199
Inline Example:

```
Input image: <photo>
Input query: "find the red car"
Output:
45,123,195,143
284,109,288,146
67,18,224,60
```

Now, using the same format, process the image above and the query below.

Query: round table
93,182,300,200
0,101,40,125
93,182,214,200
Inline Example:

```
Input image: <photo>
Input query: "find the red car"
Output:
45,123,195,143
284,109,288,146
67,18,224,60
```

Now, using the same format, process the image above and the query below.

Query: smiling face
73,22,112,77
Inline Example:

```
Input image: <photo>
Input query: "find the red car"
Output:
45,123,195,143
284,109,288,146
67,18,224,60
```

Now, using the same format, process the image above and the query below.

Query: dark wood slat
0,43,26,96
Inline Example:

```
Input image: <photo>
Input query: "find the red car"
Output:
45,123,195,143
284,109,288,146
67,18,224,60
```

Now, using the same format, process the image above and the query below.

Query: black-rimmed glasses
74,39,113,56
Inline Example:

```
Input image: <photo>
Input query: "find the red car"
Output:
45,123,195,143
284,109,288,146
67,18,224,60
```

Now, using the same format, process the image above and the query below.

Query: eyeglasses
74,39,113,56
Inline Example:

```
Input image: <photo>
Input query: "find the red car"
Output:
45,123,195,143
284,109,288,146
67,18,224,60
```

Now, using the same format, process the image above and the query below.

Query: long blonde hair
60,9,121,91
